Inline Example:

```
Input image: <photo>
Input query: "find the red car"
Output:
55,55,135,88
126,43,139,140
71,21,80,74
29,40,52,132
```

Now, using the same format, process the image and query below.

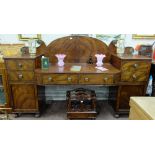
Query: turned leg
14,113,22,118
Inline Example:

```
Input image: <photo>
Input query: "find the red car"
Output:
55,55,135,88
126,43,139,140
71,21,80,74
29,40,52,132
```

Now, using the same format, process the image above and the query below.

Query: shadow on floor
10,101,129,120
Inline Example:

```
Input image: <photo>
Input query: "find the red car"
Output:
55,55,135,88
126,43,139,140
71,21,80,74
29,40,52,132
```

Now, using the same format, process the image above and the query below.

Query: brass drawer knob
18,74,23,79
133,64,138,68
18,63,23,68
68,77,72,81
48,77,53,81
84,77,89,82
104,77,108,81
132,74,137,79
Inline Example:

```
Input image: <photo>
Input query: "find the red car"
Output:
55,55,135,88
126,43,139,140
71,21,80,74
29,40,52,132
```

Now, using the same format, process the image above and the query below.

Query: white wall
0,34,155,48
124,34,155,48
0,34,69,45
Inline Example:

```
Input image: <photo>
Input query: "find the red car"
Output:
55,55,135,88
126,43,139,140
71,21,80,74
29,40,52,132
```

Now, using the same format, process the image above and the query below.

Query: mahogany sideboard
2,36,152,118
3,54,151,117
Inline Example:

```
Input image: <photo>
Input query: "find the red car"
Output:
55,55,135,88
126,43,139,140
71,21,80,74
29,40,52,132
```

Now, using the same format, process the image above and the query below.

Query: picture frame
132,34,155,39
18,34,41,40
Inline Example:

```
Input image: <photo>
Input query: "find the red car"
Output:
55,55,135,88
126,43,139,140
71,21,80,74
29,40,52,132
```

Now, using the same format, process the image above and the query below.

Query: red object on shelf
153,49,155,61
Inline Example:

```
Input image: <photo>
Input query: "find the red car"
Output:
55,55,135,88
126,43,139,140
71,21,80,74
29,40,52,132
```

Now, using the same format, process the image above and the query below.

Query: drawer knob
104,77,108,81
133,64,138,68
68,77,72,81
84,77,89,82
48,77,53,81
132,74,137,79
18,74,23,79
18,63,23,68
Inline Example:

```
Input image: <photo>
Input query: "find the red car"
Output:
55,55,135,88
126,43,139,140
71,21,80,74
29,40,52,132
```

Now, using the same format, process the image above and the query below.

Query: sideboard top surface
35,63,121,74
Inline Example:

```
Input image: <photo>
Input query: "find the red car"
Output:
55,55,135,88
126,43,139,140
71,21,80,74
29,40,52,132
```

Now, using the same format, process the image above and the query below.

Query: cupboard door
117,85,145,110
11,84,38,111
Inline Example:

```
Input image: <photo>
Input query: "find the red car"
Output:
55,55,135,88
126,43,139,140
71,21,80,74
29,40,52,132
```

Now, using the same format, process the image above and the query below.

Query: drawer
8,71,35,82
42,74,78,84
121,70,148,82
121,61,150,82
79,74,113,84
6,60,34,70
122,61,150,72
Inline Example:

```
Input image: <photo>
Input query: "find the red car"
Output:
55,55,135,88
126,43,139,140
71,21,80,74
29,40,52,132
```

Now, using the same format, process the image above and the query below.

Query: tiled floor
10,101,129,120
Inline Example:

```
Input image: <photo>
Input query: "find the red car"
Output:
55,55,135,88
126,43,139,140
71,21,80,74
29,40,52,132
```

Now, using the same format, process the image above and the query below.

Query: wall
0,34,68,45
1,34,155,48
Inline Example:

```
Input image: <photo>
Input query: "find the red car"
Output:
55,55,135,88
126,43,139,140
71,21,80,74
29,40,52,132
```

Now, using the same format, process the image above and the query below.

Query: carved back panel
44,36,111,63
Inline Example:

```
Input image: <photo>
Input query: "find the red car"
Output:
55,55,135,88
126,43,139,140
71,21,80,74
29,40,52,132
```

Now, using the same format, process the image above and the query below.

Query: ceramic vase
55,54,66,67
95,54,106,67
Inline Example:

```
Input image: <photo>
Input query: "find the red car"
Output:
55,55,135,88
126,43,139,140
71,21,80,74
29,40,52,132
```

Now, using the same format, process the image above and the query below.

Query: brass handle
132,74,137,79
48,77,53,81
133,63,138,68
68,77,72,82
18,63,23,68
18,74,23,79
84,77,89,82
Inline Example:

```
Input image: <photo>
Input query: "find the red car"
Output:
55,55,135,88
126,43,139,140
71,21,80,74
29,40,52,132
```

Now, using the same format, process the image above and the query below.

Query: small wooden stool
66,88,97,119
0,107,12,120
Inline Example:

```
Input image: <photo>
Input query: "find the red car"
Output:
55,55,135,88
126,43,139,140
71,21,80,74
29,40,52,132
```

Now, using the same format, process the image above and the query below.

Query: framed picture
18,34,41,40
132,34,155,39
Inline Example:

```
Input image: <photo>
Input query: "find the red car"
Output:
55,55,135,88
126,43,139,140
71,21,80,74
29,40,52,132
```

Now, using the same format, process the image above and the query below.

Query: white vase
55,54,66,67
95,54,106,67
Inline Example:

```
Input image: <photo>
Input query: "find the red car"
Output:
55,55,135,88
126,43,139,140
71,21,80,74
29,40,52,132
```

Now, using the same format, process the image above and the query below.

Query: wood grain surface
44,36,111,63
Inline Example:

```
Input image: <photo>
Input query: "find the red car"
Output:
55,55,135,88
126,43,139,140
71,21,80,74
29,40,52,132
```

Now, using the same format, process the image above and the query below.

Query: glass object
28,39,37,55
0,51,4,62
55,54,66,67
95,54,106,67
117,37,125,54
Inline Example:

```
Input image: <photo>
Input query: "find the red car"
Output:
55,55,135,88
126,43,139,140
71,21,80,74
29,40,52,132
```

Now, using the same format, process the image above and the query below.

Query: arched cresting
44,35,111,64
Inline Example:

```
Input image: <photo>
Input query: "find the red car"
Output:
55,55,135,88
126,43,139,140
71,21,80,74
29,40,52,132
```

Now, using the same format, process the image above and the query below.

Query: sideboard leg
14,113,22,118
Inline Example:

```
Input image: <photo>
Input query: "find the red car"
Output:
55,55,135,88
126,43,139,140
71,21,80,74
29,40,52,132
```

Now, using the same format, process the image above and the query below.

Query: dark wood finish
3,54,42,116
3,36,152,119
11,84,38,112
111,53,151,116
121,61,150,82
108,40,117,54
45,36,111,64
5,59,34,70
67,88,97,119
115,85,145,112
8,71,35,82
36,63,121,85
